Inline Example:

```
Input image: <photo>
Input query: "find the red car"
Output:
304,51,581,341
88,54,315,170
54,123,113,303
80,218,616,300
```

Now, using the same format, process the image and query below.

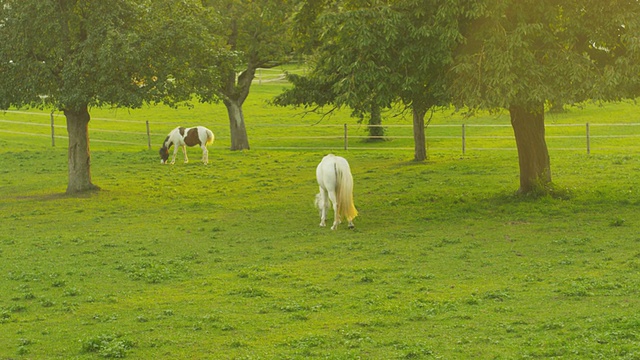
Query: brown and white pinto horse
159,126,214,165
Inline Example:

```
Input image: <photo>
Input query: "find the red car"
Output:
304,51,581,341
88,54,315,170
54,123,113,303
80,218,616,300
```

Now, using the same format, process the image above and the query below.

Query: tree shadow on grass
13,188,104,201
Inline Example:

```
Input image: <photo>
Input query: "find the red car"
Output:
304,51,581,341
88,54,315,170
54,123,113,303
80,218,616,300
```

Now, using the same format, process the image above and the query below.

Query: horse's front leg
182,146,189,163
170,147,179,164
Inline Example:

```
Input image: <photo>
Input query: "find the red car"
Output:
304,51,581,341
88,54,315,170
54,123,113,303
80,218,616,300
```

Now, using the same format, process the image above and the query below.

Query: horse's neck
167,130,183,147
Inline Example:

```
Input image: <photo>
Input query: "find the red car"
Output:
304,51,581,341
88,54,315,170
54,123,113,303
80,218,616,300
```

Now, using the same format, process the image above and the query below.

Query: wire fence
251,66,306,85
1,111,640,154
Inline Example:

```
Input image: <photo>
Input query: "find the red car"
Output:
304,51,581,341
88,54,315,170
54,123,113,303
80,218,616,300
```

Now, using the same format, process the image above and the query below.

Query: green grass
1,86,640,359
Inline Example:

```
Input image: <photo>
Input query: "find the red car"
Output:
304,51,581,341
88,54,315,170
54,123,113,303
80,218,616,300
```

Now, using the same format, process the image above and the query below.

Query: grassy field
1,83,640,359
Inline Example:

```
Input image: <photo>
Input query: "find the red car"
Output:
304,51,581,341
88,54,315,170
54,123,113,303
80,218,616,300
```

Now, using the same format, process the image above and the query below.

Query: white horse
315,154,358,230
159,126,214,165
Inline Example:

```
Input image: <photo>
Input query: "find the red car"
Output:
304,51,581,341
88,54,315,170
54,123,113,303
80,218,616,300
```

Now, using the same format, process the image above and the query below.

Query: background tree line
1,0,639,195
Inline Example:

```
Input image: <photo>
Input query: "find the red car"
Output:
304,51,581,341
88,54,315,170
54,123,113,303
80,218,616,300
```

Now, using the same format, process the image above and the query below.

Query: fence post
586,122,590,155
146,120,152,150
344,124,348,150
462,124,466,155
50,111,55,147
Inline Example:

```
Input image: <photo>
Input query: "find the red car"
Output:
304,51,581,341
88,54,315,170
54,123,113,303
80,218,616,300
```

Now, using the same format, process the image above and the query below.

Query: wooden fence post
586,123,590,155
50,111,55,147
146,121,152,150
462,124,466,155
344,124,348,150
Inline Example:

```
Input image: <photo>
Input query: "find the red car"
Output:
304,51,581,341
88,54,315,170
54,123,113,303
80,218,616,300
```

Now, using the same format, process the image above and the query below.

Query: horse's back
317,154,351,189
178,126,214,147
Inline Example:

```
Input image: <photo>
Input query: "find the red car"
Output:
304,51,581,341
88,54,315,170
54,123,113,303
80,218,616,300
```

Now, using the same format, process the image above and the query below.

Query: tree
274,0,464,161
201,0,296,150
274,3,395,142
0,0,221,194
451,0,640,194
392,0,465,161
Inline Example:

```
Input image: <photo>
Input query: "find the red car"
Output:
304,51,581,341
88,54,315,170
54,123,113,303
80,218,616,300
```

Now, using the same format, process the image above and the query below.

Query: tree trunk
220,59,254,151
367,104,384,141
224,98,250,150
509,103,551,194
412,106,428,161
64,105,99,194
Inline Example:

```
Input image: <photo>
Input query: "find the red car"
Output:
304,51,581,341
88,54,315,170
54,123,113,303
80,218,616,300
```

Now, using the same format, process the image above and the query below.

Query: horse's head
159,146,170,164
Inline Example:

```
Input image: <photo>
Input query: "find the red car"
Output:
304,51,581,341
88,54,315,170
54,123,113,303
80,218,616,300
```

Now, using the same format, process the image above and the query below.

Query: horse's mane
162,135,171,149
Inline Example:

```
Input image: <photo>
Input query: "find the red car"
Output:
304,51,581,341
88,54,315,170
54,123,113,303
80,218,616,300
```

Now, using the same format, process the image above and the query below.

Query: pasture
1,83,640,358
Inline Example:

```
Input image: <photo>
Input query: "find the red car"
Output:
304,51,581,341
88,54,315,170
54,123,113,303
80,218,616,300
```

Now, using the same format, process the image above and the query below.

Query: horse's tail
204,128,215,146
335,159,358,221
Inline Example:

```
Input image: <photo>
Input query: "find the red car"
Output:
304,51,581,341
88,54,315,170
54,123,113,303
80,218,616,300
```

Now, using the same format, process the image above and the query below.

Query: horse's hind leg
317,187,328,227
201,145,209,165
328,190,340,230
182,146,189,163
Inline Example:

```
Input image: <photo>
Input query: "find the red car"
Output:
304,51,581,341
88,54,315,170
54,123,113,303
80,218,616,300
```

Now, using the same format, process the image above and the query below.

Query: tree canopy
451,0,640,110
0,0,220,111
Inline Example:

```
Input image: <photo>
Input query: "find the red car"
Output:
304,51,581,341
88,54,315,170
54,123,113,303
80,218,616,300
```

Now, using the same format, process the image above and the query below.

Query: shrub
81,333,134,358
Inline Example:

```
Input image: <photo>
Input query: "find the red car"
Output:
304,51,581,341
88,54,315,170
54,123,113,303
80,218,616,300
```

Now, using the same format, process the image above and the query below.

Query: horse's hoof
348,224,355,229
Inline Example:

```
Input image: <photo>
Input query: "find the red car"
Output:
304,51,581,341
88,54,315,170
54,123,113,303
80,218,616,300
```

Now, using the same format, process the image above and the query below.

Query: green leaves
451,0,640,110
0,0,228,111
277,0,465,118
